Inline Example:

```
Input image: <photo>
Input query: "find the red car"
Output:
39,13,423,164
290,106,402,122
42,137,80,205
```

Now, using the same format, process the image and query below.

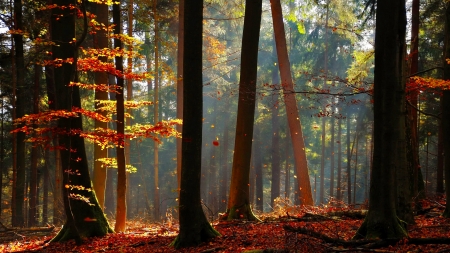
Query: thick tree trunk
226,0,262,220
50,0,113,242
270,0,313,205
171,0,220,247
442,2,450,218
354,0,408,239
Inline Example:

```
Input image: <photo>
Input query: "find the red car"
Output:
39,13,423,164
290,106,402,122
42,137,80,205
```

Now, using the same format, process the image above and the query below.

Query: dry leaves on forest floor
2,197,450,252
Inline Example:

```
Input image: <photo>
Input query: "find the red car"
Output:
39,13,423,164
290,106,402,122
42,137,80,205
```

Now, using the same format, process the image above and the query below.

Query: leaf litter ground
2,197,450,252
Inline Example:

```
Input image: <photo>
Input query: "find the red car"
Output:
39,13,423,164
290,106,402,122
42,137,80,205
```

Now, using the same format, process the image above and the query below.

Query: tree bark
153,0,160,221
12,0,26,228
50,0,113,242
113,0,127,233
354,0,408,239
270,0,313,205
176,0,184,192
171,0,220,247
92,0,109,210
226,0,263,220
442,2,450,218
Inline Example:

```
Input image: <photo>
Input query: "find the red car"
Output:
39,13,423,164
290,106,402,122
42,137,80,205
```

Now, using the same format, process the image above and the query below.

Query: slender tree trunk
320,2,329,205
270,0,313,205
113,0,127,232
43,148,49,224
125,0,134,219
337,118,342,201
176,0,184,191
330,115,335,198
219,106,230,212
92,0,109,210
226,0,263,220
12,0,26,227
320,117,326,204
153,0,160,221
28,63,41,227
346,113,352,204
284,135,290,201
408,0,423,199
254,122,264,211
270,38,281,208
353,133,358,204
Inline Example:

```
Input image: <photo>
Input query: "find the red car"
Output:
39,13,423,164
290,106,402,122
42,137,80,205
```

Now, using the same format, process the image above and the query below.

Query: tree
270,0,313,205
354,0,408,239
176,0,184,191
11,0,26,228
92,0,110,210
171,0,220,247
113,0,127,233
442,1,450,218
50,0,113,242
225,0,263,221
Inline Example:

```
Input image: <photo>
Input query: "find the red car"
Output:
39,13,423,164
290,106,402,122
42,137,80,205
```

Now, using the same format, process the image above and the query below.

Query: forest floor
2,197,450,252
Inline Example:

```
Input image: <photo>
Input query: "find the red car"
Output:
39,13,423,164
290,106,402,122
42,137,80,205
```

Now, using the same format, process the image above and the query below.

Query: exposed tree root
284,225,450,250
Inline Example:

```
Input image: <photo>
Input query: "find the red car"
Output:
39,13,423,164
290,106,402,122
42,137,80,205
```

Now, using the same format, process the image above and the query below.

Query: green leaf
297,22,306,34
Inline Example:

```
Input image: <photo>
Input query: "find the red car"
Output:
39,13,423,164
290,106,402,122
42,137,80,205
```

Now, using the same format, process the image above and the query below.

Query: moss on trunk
51,190,113,243
353,212,407,240
222,203,260,221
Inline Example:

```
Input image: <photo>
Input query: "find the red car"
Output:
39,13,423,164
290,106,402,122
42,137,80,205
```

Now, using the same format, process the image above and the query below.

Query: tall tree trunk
12,0,26,228
284,134,291,201
320,117,326,204
270,0,313,205
176,0,184,191
330,115,335,198
337,118,342,201
346,113,352,204
45,59,64,225
226,0,263,220
219,106,230,212
113,0,127,233
50,0,113,242
270,38,281,208
320,2,329,205
125,0,134,219
270,48,280,207
354,0,408,239
92,0,109,210
170,0,220,247
442,2,450,218
254,124,264,211
408,0,424,199
153,0,160,221
43,148,49,224
28,63,41,227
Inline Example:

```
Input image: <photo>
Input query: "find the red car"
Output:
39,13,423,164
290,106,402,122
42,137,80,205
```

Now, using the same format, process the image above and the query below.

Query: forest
1,0,450,252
